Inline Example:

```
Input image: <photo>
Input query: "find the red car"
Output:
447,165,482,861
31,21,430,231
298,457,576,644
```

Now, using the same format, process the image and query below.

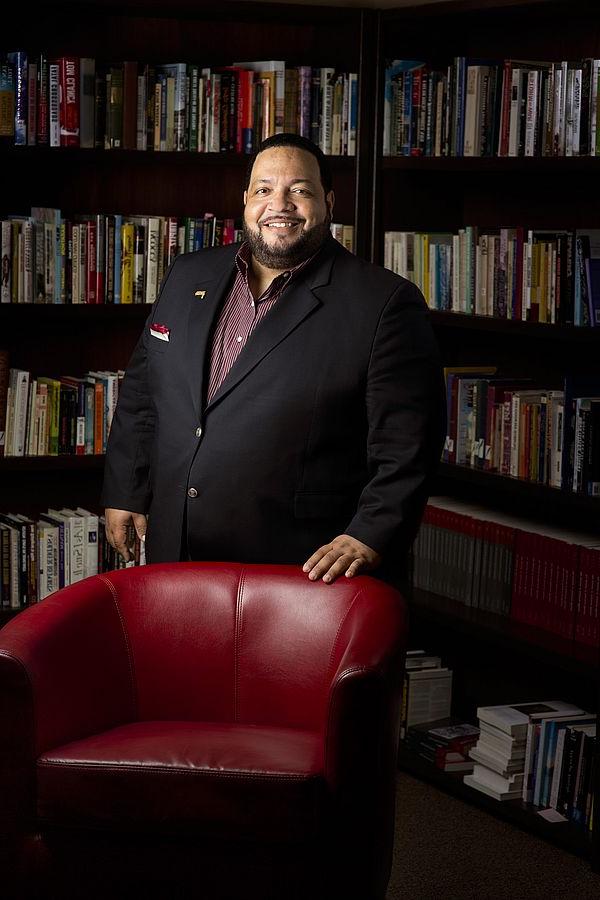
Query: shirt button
195,426,202,438
237,335,242,342
187,487,198,498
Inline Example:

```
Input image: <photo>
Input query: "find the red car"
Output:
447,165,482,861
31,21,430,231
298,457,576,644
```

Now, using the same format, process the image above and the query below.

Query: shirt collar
235,241,320,301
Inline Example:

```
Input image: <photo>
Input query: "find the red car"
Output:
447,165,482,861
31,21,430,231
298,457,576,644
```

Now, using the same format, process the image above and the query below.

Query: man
102,133,445,590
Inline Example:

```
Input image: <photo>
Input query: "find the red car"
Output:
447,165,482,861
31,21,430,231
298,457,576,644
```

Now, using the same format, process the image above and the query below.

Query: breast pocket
147,335,170,355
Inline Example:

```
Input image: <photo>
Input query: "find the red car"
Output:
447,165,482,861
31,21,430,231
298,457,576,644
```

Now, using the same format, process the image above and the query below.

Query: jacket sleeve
344,279,446,557
100,260,177,513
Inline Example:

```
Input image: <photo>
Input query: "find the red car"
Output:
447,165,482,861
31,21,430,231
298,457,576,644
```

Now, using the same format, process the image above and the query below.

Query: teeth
265,222,296,228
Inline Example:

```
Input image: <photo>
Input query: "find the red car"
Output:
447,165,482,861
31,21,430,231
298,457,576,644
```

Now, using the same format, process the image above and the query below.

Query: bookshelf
375,0,600,870
0,0,377,621
1,0,600,873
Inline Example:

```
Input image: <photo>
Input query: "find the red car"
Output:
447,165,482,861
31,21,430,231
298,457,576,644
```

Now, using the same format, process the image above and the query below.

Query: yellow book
120,223,134,303
36,377,61,456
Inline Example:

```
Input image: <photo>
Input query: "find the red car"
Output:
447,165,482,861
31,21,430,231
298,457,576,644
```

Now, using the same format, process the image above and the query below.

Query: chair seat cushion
37,721,325,842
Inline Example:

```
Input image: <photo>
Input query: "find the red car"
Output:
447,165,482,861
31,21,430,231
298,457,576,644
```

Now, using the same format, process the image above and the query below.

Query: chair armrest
0,576,136,837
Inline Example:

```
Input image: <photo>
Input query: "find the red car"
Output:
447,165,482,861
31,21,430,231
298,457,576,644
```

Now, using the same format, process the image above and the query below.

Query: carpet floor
388,771,600,899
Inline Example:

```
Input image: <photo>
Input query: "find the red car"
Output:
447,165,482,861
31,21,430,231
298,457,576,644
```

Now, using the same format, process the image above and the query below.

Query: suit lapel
186,248,237,418
205,239,338,412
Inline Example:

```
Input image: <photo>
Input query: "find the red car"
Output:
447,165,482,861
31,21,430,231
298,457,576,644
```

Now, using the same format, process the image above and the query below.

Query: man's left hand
302,534,382,584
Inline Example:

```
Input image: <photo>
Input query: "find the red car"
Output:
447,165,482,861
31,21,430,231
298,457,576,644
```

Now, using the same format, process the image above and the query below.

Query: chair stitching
98,575,138,720
326,589,363,685
234,567,246,723
36,760,313,780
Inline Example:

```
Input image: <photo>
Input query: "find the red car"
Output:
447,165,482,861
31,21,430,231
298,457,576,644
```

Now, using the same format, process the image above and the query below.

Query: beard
242,216,331,269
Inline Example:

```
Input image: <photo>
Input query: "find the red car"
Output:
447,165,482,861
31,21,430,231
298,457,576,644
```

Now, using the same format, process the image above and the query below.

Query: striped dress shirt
205,242,314,404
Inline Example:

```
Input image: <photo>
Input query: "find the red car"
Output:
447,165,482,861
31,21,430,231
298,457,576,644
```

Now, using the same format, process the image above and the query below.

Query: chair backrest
98,562,405,731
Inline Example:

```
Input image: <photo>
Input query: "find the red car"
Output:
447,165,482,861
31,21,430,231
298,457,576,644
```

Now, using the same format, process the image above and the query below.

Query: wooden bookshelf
376,0,600,870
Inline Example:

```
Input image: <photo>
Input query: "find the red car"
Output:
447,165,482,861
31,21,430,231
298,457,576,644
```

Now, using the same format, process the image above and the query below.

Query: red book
59,56,80,147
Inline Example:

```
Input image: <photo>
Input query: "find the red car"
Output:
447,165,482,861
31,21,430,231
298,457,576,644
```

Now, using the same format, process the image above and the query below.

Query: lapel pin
195,290,206,298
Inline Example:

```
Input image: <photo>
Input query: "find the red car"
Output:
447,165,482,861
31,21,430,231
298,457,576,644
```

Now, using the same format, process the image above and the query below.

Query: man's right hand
105,508,148,562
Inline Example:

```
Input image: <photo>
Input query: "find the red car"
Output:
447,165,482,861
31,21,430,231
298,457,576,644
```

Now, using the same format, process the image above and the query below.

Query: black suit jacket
102,237,446,588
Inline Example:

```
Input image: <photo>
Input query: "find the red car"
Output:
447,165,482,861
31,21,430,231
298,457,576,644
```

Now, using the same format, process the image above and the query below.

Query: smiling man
102,133,445,590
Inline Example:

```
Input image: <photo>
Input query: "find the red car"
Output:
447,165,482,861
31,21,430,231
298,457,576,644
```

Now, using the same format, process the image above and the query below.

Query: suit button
187,487,198,498
195,426,202,437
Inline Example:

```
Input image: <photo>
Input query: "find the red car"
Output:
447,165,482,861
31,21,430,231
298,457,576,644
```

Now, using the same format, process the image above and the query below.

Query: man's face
243,146,335,270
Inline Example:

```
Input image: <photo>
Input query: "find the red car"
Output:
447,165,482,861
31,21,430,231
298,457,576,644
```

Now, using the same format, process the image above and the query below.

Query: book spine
48,62,60,147
59,56,80,147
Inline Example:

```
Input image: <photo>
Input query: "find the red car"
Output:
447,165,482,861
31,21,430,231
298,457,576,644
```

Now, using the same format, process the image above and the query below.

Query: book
477,700,585,738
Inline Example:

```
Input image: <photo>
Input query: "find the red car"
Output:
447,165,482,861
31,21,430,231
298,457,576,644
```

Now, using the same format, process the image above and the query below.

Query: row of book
1,360,121,458
384,227,600,327
465,700,595,834
1,208,354,305
443,368,600,496
0,509,145,608
0,53,358,156
411,497,600,644
384,57,600,158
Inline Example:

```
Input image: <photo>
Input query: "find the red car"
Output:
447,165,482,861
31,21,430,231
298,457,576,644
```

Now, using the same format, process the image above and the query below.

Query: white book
464,772,522,801
59,509,86,584
144,217,161,304
46,509,71,585
477,700,585,739
473,763,524,793
12,369,30,457
469,745,524,776
37,521,59,600
25,377,37,456
320,67,335,155
1,220,11,303
75,507,99,578
524,70,539,157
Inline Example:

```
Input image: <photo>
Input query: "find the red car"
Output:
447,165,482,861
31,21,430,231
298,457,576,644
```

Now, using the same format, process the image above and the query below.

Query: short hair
244,133,333,197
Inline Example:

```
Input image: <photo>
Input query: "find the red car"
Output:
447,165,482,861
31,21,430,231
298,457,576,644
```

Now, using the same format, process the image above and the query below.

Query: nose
268,187,296,212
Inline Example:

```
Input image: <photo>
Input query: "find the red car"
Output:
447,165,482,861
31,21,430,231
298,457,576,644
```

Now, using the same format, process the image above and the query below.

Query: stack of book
464,700,585,802
405,716,480,773
400,650,453,739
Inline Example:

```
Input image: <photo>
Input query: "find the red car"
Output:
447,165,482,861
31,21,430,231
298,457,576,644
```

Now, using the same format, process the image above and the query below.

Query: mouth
260,220,302,231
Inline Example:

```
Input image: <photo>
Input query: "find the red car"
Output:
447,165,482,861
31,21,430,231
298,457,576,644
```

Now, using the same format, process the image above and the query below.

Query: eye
255,188,269,195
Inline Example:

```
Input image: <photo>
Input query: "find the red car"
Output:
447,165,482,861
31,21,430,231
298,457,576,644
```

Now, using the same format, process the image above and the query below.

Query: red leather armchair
0,562,407,900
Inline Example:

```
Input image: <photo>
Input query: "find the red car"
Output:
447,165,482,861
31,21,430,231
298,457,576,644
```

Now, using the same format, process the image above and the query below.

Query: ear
326,190,335,219
243,190,248,206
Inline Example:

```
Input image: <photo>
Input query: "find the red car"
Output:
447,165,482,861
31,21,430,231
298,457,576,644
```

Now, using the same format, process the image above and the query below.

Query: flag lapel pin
195,290,206,298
